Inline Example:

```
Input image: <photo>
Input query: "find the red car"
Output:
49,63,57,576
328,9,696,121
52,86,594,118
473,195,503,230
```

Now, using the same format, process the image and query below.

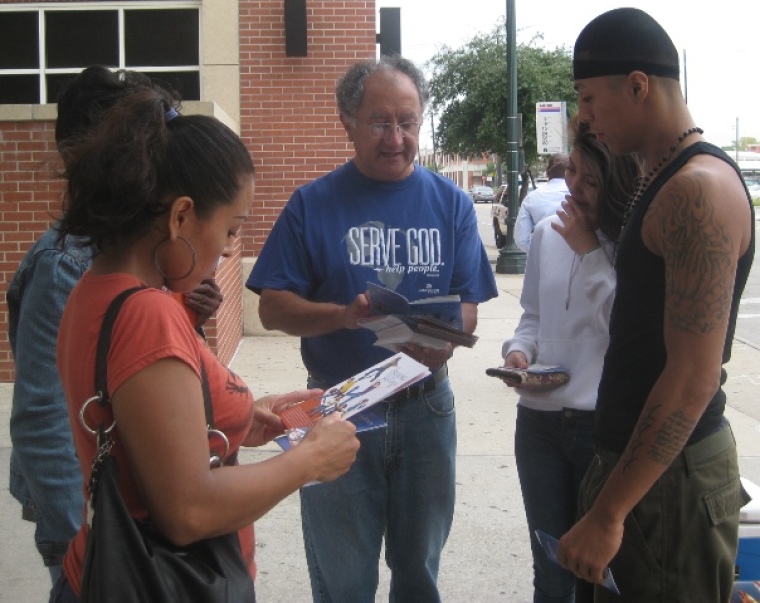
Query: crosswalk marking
740,298,760,319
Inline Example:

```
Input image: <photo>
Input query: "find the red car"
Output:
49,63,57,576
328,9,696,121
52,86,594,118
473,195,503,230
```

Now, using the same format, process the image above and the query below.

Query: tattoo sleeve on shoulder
651,174,734,335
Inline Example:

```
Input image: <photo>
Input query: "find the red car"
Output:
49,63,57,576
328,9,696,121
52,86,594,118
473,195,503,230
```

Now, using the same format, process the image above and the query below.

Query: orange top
58,272,255,594
169,290,200,327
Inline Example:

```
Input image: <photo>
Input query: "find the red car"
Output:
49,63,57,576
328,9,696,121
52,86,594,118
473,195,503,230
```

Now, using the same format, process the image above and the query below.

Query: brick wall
0,111,244,376
238,0,376,255
209,240,245,365
0,1,379,381
0,118,62,381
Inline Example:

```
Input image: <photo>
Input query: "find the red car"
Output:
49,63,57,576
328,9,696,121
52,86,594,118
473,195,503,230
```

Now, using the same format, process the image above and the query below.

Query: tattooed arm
557,157,752,584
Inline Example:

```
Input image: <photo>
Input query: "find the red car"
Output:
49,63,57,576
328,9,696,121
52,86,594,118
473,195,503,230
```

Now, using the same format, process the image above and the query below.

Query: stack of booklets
486,365,570,390
274,352,430,451
358,282,478,351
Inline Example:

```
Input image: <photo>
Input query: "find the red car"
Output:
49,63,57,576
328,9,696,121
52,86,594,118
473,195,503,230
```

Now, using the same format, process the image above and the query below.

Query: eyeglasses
365,121,421,139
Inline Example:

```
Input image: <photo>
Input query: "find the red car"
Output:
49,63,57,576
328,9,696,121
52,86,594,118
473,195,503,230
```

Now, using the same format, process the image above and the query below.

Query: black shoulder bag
79,287,256,603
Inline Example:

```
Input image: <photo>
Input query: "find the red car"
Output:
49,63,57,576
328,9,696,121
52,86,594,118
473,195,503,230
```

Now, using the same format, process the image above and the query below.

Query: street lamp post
495,0,526,274
736,117,740,164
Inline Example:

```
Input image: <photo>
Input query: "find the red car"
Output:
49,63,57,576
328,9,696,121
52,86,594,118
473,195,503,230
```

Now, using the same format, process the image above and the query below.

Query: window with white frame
0,2,200,104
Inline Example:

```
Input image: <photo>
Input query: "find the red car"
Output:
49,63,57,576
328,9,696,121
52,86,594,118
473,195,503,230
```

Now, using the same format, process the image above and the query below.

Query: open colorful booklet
273,352,430,452
358,282,478,351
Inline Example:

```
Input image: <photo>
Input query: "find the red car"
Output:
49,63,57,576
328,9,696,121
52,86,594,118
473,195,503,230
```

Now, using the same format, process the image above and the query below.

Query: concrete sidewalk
3,256,760,601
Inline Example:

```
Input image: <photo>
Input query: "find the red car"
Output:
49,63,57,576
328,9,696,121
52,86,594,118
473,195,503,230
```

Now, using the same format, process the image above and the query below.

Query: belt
386,365,448,403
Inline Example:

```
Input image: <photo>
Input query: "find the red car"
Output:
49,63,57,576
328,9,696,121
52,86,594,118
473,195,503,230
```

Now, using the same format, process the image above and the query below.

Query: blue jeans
300,377,456,603
515,405,596,603
49,572,78,603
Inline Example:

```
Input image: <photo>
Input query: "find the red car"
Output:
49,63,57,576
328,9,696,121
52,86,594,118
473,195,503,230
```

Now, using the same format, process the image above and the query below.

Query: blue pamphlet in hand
534,529,620,595
358,282,478,351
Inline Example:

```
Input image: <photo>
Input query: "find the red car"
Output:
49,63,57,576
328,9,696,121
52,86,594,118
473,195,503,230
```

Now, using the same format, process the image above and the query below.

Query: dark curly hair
59,88,254,254
55,66,180,166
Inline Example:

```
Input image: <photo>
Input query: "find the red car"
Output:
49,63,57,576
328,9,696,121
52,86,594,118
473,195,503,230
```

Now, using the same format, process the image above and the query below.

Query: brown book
486,365,569,390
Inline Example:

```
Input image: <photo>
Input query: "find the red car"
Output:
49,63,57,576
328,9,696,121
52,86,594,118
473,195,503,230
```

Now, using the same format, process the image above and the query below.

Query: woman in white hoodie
500,120,638,603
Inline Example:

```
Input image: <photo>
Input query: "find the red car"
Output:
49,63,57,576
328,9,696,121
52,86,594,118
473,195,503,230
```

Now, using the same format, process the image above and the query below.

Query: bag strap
94,287,215,426
94,287,145,403
87,287,145,503
200,361,214,427
91,286,228,464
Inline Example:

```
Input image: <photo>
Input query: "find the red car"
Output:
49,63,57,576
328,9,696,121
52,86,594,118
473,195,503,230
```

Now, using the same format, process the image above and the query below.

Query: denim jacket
7,224,93,567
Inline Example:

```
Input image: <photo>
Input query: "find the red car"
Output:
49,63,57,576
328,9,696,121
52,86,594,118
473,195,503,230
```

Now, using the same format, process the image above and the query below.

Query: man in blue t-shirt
247,55,497,602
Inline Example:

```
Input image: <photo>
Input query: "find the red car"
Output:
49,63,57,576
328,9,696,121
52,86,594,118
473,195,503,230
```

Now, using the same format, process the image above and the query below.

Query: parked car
468,185,496,203
494,180,526,205
745,177,760,199
491,198,508,249
494,184,508,204
491,178,536,248
491,182,522,249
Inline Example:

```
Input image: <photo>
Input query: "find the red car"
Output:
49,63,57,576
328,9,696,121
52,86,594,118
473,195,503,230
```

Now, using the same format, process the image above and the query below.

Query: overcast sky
376,0,760,150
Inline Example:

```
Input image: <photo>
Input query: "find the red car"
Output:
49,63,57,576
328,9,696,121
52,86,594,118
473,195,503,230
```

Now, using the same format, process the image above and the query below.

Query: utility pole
495,0,526,274
736,117,740,163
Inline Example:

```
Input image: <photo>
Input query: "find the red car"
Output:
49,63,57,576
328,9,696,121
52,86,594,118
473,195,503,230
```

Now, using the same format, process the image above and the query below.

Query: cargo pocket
704,479,751,526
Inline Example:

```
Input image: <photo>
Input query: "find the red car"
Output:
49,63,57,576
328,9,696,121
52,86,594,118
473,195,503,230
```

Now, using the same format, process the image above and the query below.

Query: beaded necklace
620,126,704,235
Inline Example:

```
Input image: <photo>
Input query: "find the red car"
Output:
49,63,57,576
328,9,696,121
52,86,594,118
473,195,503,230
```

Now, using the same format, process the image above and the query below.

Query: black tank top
595,142,755,453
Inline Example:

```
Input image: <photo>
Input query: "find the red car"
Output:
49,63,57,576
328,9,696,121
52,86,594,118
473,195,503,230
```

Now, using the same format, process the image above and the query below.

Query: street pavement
3,244,760,602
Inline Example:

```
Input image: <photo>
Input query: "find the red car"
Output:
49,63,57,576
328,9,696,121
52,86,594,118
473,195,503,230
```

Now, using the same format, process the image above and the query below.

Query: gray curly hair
336,55,430,124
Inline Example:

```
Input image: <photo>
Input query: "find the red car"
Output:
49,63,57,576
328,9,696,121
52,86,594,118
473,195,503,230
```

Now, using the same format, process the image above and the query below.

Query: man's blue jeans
514,405,596,603
300,377,456,603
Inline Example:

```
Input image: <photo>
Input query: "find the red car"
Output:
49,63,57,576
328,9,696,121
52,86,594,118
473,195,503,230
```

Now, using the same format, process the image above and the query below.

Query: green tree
427,20,576,175
723,137,757,153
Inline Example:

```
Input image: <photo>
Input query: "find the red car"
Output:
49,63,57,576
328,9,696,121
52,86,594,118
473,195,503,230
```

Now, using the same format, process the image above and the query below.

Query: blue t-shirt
247,161,498,384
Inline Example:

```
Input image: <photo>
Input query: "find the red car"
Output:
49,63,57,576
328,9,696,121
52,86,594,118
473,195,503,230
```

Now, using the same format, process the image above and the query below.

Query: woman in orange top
51,86,359,601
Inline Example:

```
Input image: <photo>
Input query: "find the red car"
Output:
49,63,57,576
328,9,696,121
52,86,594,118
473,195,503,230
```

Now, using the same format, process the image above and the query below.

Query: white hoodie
502,215,616,412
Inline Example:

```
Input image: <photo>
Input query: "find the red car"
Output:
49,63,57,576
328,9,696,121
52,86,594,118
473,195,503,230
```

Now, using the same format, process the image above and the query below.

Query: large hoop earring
153,237,196,280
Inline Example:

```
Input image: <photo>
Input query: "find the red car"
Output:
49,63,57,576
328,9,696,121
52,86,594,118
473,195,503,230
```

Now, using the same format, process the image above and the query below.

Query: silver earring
153,236,196,280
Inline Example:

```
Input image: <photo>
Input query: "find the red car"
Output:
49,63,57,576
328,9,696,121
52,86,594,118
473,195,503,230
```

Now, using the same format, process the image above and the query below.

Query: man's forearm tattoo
649,410,696,466
622,404,658,472
622,406,696,471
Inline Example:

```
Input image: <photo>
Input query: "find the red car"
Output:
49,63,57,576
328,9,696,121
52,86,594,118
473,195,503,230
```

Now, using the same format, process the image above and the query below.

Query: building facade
418,148,496,191
0,0,378,381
